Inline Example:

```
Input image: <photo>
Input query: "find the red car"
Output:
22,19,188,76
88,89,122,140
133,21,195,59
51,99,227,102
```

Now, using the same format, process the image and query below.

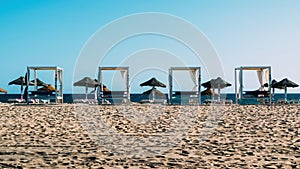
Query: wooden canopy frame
234,66,271,104
168,67,201,104
26,66,63,104
97,67,130,104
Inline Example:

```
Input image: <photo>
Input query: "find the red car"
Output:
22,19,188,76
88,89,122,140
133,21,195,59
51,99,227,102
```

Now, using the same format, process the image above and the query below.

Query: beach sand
0,104,299,168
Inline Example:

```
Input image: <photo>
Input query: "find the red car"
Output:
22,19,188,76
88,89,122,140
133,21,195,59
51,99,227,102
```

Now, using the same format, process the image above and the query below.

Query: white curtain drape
58,71,63,84
58,71,63,96
257,69,264,90
120,70,127,90
189,69,198,91
264,69,269,86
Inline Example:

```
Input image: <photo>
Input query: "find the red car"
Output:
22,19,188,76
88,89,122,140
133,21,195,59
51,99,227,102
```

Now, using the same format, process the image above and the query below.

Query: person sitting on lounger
245,83,269,98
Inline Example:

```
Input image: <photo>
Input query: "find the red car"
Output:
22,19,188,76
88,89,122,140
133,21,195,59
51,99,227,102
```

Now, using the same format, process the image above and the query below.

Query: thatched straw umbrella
142,87,165,97
74,77,109,99
202,77,231,89
140,77,166,88
73,77,96,100
275,78,298,101
30,78,47,87
140,77,166,101
38,84,56,92
0,87,7,94
202,77,231,101
9,76,34,99
270,79,278,100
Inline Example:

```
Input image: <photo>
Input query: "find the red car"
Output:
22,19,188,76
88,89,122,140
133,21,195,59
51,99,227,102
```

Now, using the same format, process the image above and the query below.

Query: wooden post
269,67,272,104
239,68,243,103
55,69,58,103
235,68,238,104
34,69,37,91
126,67,130,104
168,68,172,105
198,67,201,104
26,67,30,105
98,68,103,105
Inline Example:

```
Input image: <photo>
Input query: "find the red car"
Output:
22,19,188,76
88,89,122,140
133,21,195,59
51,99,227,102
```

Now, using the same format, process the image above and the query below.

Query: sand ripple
0,104,299,168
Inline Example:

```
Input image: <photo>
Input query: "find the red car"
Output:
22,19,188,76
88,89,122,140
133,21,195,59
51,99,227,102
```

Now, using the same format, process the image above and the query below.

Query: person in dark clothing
23,86,28,103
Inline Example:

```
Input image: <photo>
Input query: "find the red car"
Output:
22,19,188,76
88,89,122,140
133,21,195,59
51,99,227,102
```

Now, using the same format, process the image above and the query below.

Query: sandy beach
0,104,299,168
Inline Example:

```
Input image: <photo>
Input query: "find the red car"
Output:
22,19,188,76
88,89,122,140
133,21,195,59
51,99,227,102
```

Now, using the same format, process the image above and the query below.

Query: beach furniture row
2,65,298,105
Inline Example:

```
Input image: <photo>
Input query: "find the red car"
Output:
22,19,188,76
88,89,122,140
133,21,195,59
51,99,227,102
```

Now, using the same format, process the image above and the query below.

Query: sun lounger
171,91,199,105
244,90,269,98
73,99,98,104
276,99,300,105
28,91,56,103
7,98,37,104
288,99,300,104
204,99,233,105
7,98,25,103
140,99,166,104
276,99,288,104
99,91,129,104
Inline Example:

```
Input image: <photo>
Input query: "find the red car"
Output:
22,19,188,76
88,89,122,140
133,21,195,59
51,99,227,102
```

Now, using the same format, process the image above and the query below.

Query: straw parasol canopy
74,77,97,99
30,78,47,87
271,79,278,88
38,84,56,92
202,77,232,89
140,77,166,88
0,87,7,94
8,76,34,99
9,76,34,86
276,78,298,88
140,77,166,102
74,77,96,88
201,77,231,101
142,87,165,97
74,77,109,99
274,78,299,101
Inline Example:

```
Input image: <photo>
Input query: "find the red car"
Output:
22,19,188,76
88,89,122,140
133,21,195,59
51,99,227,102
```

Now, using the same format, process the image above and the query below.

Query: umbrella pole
94,87,97,100
152,87,155,102
20,85,23,100
85,86,88,100
218,84,221,101
212,88,215,100
284,87,287,102
218,88,221,101
272,88,275,101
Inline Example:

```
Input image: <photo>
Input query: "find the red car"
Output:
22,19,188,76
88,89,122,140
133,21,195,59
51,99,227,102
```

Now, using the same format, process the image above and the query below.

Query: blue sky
0,0,300,94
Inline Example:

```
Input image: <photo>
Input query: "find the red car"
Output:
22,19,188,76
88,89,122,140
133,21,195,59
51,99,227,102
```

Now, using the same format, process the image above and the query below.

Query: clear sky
1,0,300,94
